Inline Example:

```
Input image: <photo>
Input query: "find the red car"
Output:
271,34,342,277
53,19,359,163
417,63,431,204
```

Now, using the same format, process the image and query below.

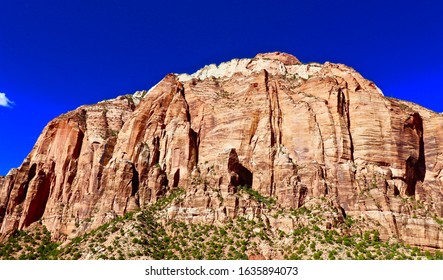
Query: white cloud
0,92,14,107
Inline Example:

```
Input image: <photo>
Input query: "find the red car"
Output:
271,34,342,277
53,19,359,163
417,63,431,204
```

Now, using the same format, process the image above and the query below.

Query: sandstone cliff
1,52,442,250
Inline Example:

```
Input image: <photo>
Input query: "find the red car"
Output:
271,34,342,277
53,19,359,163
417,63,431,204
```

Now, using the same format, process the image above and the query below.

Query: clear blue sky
1,0,442,175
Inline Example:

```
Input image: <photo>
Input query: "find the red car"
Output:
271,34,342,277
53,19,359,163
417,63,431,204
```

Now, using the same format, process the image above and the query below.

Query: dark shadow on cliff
227,149,253,187
404,113,426,196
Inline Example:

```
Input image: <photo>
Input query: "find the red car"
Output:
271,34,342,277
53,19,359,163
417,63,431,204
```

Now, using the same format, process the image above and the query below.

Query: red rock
1,53,442,250
248,254,266,260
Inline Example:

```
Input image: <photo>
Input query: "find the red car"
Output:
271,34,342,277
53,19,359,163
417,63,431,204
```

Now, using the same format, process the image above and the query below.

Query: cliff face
1,52,443,249
0,95,136,238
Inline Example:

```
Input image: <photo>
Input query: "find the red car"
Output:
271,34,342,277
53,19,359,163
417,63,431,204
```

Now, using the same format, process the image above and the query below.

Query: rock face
1,52,443,249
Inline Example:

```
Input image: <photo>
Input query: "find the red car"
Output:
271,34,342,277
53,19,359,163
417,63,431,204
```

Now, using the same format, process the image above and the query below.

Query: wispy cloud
0,92,14,107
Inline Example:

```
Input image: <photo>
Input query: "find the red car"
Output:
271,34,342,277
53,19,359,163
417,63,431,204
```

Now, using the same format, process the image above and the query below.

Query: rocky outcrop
0,95,136,238
1,52,443,250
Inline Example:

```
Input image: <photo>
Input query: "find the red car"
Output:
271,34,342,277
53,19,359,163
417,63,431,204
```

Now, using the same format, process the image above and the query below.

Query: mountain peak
254,51,301,65
178,51,303,82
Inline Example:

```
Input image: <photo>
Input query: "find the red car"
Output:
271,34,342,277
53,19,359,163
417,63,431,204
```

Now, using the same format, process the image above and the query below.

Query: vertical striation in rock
0,95,135,238
1,52,442,249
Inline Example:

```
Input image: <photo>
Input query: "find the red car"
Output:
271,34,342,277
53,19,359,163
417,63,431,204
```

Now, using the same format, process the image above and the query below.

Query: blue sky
1,0,442,175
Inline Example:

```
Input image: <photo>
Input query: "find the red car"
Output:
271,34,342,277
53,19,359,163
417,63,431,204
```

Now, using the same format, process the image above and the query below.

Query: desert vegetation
1,188,442,260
